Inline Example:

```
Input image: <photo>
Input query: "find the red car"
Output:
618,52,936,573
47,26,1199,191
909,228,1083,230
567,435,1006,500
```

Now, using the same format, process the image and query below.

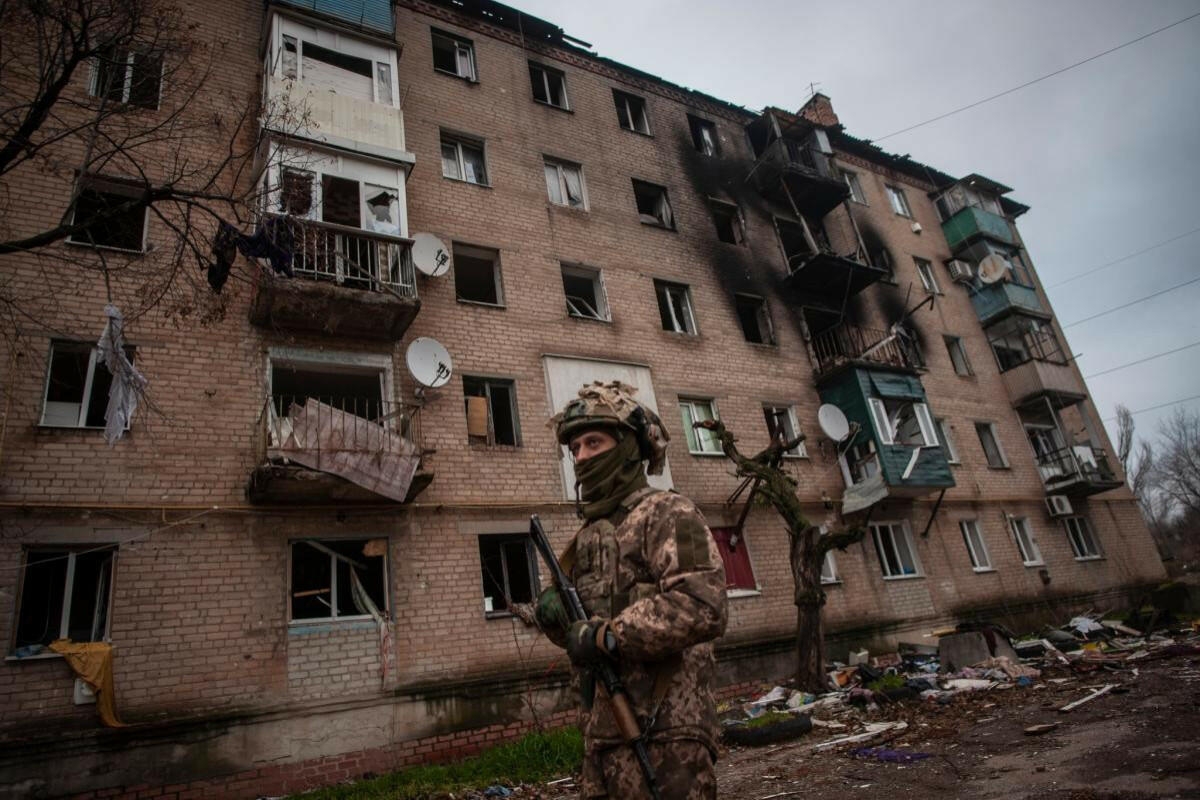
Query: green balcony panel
941,206,1014,250
274,0,394,34
970,282,1044,324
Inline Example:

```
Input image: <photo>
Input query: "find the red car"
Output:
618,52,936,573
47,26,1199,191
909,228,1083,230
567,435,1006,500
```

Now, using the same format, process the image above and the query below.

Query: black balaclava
574,430,648,521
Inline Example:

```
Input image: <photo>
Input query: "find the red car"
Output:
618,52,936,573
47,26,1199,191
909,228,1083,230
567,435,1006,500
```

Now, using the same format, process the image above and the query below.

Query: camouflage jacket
562,487,728,754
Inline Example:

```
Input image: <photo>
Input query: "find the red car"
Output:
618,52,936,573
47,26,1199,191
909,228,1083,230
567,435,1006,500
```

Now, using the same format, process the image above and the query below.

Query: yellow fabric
48,640,125,727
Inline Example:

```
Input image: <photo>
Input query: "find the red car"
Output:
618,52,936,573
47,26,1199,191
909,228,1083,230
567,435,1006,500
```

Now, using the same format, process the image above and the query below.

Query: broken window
1010,517,1043,565
529,62,568,109
867,398,938,447
975,422,1008,468
872,246,895,281
842,439,879,485
914,257,940,294
41,341,134,429
735,294,773,345
936,418,960,463
613,90,650,134
679,397,721,454
959,520,992,571
688,115,719,156
986,316,1064,372
363,185,400,237
478,534,537,615
91,44,162,109
943,336,973,376
633,180,674,228
290,539,388,622
320,174,362,226
441,134,488,185
281,168,315,217
775,217,829,270
544,157,586,209
710,527,756,591
709,200,743,244
885,184,912,217
67,177,148,251
561,264,608,321
1064,516,1101,560
453,243,503,305
463,376,520,446
654,280,696,334
13,546,115,649
821,551,839,584
841,169,866,204
270,360,385,425
275,28,394,104
431,29,476,80
871,522,920,578
763,404,805,457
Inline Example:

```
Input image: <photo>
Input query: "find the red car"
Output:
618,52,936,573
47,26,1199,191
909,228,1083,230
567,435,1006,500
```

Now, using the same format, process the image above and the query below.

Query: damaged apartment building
0,0,1167,796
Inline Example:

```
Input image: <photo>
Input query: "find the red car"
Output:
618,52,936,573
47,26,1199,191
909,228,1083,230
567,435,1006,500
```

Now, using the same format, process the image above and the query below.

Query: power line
1103,393,1200,422
873,12,1200,142
1047,226,1200,289
1085,340,1200,379
1060,275,1200,328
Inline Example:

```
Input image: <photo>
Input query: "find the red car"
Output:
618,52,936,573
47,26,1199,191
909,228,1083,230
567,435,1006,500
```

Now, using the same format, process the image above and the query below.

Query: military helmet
551,381,670,475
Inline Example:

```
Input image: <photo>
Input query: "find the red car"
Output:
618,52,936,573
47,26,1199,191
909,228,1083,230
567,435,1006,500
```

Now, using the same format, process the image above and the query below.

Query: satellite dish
977,254,1008,285
411,232,451,278
405,337,453,389
817,404,851,442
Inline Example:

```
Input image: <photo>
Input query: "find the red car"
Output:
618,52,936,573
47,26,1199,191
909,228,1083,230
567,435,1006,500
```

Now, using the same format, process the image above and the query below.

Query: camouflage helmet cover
551,381,670,475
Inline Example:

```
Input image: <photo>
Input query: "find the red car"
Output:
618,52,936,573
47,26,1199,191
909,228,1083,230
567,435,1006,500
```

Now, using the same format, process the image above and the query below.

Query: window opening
975,422,1008,468
290,538,388,622
763,405,805,456
959,520,992,570
688,115,719,155
843,439,880,485
68,178,147,250
478,534,537,614
463,376,519,446
841,170,865,203
562,265,608,320
92,45,162,109
613,90,650,134
868,398,938,447
710,200,743,244
871,522,920,578
915,257,940,294
710,527,756,590
633,180,674,228
431,30,476,80
544,157,586,209
944,336,973,376
821,551,838,584
735,294,773,345
885,184,912,217
1065,516,1101,559
441,135,488,185
14,547,115,648
42,341,133,428
1010,517,1043,565
654,280,695,334
679,398,721,454
453,244,503,305
936,418,959,463
529,62,568,108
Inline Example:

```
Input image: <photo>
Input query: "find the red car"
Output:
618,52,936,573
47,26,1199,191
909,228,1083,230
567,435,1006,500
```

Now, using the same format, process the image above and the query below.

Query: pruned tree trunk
695,419,863,693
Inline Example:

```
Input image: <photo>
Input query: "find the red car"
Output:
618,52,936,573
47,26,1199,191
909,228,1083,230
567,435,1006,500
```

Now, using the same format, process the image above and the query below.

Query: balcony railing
750,138,848,217
971,282,1043,324
1037,445,1120,490
812,323,921,376
941,205,1015,250
270,214,416,296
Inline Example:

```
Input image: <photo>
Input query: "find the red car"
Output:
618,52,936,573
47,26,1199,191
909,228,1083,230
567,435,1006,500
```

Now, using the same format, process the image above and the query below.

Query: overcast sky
514,0,1200,450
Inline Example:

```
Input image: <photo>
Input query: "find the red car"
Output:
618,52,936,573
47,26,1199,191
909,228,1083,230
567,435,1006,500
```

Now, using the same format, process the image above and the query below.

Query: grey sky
512,0,1200,448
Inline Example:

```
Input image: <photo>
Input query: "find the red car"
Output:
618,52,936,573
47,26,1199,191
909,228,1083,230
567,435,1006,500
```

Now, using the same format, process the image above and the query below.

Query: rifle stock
529,514,661,800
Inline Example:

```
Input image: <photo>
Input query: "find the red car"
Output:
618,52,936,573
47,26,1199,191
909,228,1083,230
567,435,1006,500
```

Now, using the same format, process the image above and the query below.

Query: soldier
538,381,728,799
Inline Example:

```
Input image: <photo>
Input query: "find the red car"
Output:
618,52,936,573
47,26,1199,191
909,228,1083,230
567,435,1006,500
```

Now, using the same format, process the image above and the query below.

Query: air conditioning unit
1045,495,1073,517
947,259,974,284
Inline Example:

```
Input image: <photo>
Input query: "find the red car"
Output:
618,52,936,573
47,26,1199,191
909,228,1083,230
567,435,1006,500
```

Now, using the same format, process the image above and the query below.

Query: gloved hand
535,586,569,634
566,619,617,667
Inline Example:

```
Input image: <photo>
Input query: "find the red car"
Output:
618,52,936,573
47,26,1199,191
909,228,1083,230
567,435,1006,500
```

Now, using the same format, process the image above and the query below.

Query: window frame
440,133,489,186
632,179,675,229
914,257,941,294
868,398,938,447
1064,516,1102,560
762,404,806,458
453,242,504,307
885,184,913,218
710,527,758,594
90,45,163,110
40,340,135,430
477,533,539,617
613,89,651,135
840,169,866,204
12,546,116,651
430,29,477,81
820,550,840,584
936,418,960,464
870,521,922,579
734,293,774,345
528,61,569,110
944,335,974,376
561,263,609,322
975,421,1009,468
959,520,993,572
288,538,390,624
688,114,719,156
678,397,722,455
654,279,697,334
543,156,587,210
1009,517,1044,566
709,198,745,245
463,375,521,447
66,176,150,252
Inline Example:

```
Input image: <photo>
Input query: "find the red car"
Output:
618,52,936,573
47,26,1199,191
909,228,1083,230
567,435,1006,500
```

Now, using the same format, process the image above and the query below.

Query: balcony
750,138,850,217
271,0,394,35
249,396,433,504
266,74,408,158
1037,446,1123,497
811,323,922,380
970,282,1044,324
941,205,1015,251
249,216,420,341
1001,358,1086,408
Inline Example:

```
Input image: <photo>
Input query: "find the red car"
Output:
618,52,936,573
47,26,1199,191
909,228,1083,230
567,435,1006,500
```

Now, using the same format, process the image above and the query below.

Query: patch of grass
293,727,583,800
743,710,795,729
866,673,907,692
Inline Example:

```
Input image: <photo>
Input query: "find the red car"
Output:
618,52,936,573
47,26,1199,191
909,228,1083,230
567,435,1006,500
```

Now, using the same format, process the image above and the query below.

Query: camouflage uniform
547,382,728,800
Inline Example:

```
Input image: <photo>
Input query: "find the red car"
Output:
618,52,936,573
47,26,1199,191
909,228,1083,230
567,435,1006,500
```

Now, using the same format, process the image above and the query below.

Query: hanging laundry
96,305,147,446
208,218,296,292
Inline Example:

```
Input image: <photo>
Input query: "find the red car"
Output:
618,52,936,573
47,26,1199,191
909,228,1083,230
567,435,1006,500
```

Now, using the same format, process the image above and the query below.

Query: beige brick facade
0,0,1166,796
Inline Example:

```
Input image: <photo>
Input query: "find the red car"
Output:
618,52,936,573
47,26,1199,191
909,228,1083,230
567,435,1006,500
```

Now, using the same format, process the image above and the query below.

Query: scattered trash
812,721,907,752
1069,616,1105,635
1058,683,1116,713
483,786,512,798
1024,723,1060,735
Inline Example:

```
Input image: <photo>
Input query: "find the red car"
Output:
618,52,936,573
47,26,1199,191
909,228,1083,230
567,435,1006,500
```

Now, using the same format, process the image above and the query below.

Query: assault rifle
529,514,661,800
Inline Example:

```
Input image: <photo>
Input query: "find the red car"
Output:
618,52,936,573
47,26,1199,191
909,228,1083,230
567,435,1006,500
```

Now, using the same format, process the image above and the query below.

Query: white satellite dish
411,232,451,278
977,254,1008,285
817,404,851,442
405,337,453,389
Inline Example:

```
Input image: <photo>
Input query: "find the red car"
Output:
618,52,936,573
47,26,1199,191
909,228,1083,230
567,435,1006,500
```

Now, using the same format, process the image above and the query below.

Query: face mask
574,433,647,520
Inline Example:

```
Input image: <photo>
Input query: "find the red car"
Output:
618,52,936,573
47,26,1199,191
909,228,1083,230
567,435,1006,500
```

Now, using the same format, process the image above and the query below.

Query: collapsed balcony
249,395,433,504
777,217,888,301
249,215,420,341
745,109,849,218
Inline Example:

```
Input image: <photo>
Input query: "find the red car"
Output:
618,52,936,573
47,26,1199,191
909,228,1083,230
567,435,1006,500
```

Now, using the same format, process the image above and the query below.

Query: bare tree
1154,409,1200,518
695,419,863,693
1115,404,1135,476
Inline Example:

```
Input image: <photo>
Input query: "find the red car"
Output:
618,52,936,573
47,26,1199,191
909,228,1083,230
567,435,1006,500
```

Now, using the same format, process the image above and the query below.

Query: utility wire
1047,226,1200,288
1085,340,1200,379
873,12,1200,142
1060,275,1200,328
1103,393,1200,422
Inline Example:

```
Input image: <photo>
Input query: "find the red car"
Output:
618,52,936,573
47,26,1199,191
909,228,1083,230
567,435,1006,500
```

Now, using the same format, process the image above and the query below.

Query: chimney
799,93,839,127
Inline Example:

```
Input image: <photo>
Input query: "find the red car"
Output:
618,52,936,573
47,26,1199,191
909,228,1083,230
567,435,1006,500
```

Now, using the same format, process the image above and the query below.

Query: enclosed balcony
271,0,394,36
970,281,1045,324
941,205,1015,251
1036,445,1123,497
249,394,433,504
249,216,420,341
